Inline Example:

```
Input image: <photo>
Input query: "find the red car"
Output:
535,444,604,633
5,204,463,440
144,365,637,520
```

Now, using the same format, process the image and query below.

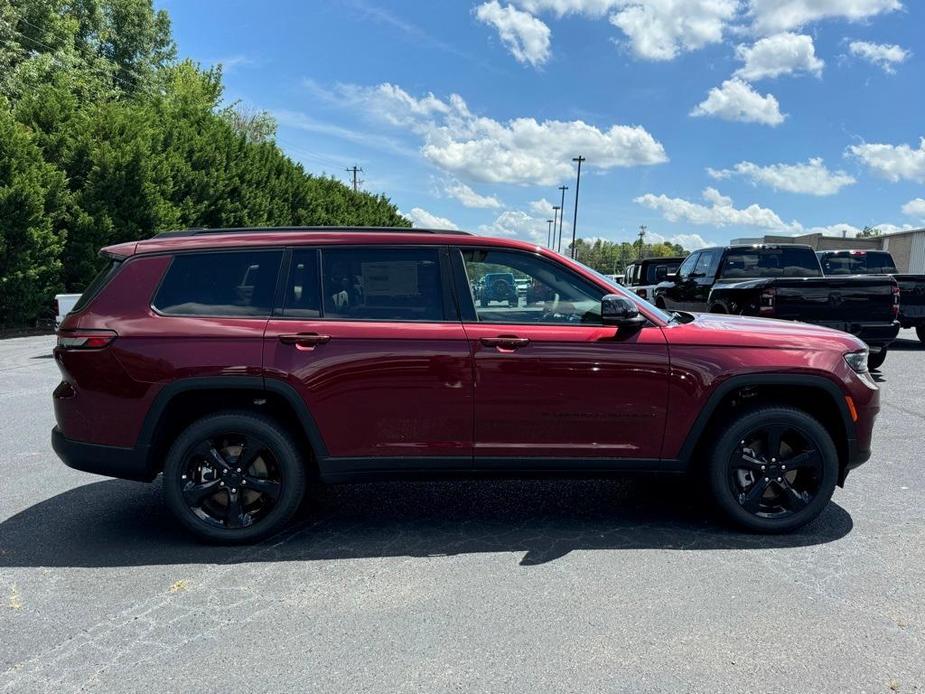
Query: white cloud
529,198,556,216
902,198,925,221
734,33,824,80
479,209,549,243
516,0,620,16
475,1,552,67
847,138,925,183
849,40,911,73
404,207,459,230
690,79,786,126
608,0,739,61
747,0,902,34
803,222,913,237
444,180,502,208
331,82,667,185
707,158,855,195
670,233,713,250
635,187,801,230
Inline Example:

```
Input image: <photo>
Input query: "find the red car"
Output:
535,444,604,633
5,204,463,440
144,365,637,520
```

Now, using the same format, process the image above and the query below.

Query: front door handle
480,335,530,350
278,333,331,348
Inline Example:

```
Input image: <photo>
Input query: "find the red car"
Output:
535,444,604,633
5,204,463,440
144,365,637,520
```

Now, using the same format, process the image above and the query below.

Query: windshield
719,247,821,279
819,251,897,275
576,260,674,323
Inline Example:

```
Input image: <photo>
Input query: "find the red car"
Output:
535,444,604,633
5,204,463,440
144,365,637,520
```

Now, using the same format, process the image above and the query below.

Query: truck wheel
655,297,666,309
707,407,838,533
916,326,925,343
709,304,727,314
868,349,887,371
163,411,306,544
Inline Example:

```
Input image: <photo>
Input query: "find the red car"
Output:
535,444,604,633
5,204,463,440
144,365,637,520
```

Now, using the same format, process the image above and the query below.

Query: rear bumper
52,427,155,482
813,320,899,350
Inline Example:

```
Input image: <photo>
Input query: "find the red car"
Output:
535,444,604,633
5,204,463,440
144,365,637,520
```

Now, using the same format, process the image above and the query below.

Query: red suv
53,228,880,542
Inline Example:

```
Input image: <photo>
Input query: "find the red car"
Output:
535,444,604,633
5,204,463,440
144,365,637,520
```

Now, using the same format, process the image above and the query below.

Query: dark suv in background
53,228,880,542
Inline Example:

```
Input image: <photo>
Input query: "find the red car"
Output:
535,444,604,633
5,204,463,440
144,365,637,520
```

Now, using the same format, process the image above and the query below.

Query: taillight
637,288,648,299
56,330,117,350
759,287,776,316
891,282,900,319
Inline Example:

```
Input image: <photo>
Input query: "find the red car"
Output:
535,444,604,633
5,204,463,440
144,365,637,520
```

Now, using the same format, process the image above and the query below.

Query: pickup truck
817,249,925,343
54,293,81,329
654,244,900,368
622,257,684,302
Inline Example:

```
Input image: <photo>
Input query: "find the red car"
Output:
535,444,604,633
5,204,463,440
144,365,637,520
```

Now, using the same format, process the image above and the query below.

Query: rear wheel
163,411,306,543
916,326,925,343
868,349,887,371
707,407,838,533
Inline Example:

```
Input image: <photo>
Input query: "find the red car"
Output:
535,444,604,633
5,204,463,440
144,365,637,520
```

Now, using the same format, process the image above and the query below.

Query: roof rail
154,226,474,238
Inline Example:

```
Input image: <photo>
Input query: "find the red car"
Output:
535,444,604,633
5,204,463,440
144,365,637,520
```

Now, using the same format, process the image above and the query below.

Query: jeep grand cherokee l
53,227,880,542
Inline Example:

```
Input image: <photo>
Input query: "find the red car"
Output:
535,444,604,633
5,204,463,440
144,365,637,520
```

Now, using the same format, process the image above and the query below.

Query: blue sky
158,0,924,250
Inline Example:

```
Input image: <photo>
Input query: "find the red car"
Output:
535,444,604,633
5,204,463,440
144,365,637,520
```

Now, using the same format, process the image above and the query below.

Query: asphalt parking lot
1,333,923,693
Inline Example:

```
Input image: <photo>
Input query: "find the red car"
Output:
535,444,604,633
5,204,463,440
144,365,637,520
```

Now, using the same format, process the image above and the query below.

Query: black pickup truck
817,249,925,343
654,244,900,368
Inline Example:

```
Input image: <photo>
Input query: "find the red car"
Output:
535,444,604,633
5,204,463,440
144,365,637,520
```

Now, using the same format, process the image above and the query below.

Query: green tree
858,226,882,238
0,0,408,322
0,106,67,326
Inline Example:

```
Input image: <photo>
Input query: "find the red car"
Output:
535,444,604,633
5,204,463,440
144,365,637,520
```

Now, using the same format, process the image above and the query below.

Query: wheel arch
138,376,327,476
678,374,855,484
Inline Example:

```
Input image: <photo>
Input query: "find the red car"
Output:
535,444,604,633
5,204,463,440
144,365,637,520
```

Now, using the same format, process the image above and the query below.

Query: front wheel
163,411,306,543
868,349,887,371
916,326,925,343
707,407,838,533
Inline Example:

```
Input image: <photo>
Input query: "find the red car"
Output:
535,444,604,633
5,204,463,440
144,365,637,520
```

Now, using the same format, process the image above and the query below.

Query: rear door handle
480,335,530,350
278,333,331,348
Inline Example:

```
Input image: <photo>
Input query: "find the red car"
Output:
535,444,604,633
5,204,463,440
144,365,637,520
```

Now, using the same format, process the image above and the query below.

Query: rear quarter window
153,250,283,317
71,258,123,313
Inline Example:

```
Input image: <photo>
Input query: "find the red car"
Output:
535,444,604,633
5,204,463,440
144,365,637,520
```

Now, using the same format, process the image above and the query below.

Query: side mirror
601,294,646,330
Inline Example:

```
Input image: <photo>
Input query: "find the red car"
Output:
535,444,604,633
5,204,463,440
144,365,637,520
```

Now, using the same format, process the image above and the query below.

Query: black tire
707,407,838,533
163,411,306,543
916,326,925,343
868,349,887,371
708,304,727,314
655,297,666,309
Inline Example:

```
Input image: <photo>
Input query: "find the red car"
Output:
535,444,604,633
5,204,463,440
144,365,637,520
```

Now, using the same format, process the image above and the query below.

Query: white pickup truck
55,293,82,329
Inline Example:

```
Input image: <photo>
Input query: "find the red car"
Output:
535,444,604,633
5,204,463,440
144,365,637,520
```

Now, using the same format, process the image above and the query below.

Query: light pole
552,205,560,249
546,219,554,247
570,156,585,258
557,185,568,253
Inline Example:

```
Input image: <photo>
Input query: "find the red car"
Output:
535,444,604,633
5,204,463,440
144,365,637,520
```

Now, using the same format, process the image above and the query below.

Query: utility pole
557,185,568,253
552,206,560,249
570,156,585,259
637,225,647,259
546,219,554,247
345,164,364,192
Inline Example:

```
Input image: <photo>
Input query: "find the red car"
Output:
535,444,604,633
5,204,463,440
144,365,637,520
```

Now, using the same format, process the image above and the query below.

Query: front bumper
52,427,155,482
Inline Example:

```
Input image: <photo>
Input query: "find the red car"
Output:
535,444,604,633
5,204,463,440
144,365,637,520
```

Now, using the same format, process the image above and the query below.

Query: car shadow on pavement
0,476,853,568
890,337,924,351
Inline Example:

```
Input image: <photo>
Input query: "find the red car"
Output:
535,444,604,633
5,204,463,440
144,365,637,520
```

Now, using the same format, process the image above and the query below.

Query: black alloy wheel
708,407,838,532
164,412,306,543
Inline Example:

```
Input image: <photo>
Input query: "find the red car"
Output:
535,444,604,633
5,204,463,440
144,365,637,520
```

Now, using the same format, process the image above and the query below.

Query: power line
345,164,364,192
557,185,568,254
551,205,560,249
570,156,585,259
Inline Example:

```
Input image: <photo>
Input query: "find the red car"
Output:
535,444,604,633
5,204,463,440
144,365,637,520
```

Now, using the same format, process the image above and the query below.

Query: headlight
844,349,869,373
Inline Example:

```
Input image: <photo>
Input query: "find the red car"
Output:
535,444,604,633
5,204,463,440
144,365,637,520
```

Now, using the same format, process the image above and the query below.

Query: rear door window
281,249,322,318
153,250,283,316
320,247,445,321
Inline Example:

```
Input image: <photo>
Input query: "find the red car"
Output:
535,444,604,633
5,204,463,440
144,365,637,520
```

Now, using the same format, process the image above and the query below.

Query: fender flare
136,375,329,459
676,373,855,465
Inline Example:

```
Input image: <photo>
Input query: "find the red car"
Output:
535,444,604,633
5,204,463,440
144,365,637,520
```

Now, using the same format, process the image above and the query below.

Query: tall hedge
0,0,409,325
